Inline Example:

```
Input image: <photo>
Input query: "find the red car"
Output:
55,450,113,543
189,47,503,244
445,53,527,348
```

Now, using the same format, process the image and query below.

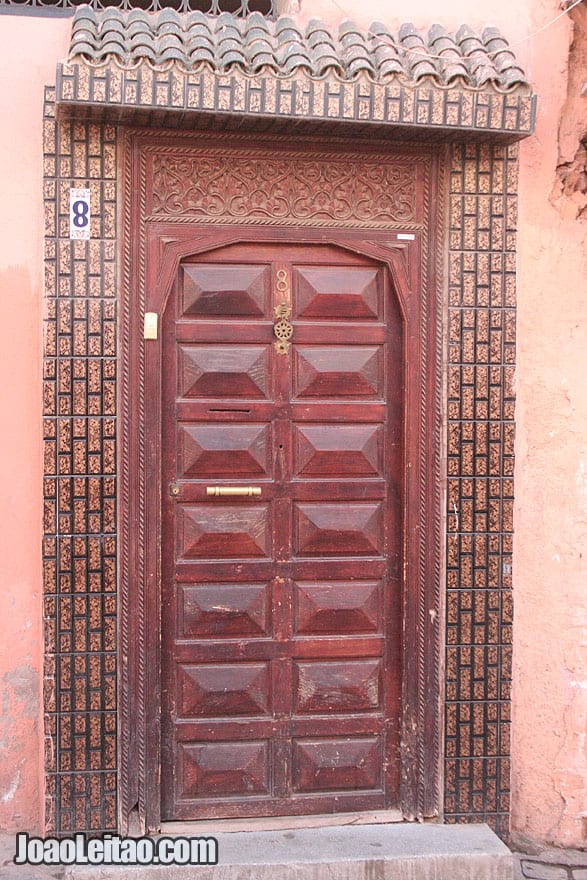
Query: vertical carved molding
119,130,133,832
430,148,450,818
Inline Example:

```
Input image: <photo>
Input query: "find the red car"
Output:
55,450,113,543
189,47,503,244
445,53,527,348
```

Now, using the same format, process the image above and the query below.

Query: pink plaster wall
0,14,70,832
512,0,587,851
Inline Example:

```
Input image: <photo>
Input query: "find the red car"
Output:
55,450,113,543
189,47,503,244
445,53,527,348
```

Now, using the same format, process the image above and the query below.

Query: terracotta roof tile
67,5,531,92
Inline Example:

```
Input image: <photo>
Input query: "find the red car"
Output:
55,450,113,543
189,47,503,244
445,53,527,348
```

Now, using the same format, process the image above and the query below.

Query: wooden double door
160,240,404,820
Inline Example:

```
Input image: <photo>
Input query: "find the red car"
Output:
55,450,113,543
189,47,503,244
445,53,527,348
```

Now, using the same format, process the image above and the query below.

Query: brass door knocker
274,268,293,354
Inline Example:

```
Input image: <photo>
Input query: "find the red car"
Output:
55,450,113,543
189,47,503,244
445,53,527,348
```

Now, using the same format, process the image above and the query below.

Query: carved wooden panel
294,502,383,557
179,742,270,798
295,267,382,320
293,424,384,478
179,344,271,399
151,155,417,225
294,581,381,636
179,663,271,718
178,504,270,559
292,738,382,793
294,346,383,400
179,583,271,638
179,423,272,478
182,264,271,318
294,660,382,714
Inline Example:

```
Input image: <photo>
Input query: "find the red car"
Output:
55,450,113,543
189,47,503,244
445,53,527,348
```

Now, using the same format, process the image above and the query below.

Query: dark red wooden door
161,241,403,820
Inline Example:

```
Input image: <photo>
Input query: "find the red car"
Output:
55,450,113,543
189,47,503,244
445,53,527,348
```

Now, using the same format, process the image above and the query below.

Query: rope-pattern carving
417,159,431,821
145,215,424,230
431,154,448,817
119,124,134,830
136,147,149,830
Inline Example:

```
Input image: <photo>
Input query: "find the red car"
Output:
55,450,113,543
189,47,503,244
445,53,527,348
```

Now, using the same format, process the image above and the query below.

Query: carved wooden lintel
150,154,417,224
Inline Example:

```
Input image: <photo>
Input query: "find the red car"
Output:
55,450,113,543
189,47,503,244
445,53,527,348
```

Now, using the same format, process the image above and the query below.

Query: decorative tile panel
43,87,118,835
443,142,518,838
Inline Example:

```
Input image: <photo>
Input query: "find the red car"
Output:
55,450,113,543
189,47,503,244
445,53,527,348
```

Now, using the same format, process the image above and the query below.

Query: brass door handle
206,486,262,497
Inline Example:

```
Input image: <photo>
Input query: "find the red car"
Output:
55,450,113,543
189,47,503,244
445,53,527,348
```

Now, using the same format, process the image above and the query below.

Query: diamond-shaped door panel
178,663,271,718
294,346,383,399
292,737,382,792
293,424,383,477
178,504,270,559
178,423,271,478
294,659,382,713
182,264,270,317
294,581,381,635
294,267,382,320
178,584,270,638
178,345,270,399
179,741,270,799
294,503,383,557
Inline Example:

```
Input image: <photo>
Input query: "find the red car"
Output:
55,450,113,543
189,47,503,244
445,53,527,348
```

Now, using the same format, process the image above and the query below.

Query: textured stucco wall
512,0,587,851
0,14,71,833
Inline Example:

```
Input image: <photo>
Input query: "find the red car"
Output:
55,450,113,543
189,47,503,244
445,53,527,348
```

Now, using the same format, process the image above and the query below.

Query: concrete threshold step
2,823,513,880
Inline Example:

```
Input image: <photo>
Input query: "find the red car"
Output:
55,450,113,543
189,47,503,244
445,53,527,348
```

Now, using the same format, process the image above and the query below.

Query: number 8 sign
70,188,91,240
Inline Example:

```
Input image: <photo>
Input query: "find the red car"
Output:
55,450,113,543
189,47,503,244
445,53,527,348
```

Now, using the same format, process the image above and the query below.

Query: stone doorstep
1,823,513,880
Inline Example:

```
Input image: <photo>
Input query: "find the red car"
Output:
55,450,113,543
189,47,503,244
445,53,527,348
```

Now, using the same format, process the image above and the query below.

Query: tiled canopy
69,7,530,90
57,6,536,140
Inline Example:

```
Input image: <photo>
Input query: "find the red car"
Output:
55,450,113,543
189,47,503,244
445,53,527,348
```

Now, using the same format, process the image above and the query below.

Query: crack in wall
551,2,587,219
554,137,587,219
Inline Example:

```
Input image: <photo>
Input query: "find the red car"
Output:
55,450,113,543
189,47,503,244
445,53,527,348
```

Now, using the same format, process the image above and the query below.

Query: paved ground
0,823,513,880
513,844,587,880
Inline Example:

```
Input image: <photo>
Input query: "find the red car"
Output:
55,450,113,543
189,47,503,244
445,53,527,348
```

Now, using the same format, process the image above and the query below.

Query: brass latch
206,486,262,497
274,302,293,354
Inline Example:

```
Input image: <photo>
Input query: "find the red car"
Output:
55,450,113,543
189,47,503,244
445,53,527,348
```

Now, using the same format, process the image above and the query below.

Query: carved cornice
56,62,535,143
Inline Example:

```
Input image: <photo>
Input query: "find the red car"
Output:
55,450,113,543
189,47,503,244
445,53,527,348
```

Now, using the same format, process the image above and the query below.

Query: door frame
118,128,447,834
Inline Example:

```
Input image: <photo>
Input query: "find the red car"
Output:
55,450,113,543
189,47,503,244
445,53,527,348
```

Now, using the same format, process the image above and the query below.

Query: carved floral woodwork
151,155,417,224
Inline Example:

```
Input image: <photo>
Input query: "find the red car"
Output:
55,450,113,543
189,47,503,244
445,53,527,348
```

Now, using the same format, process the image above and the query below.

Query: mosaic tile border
43,86,118,833
56,62,536,143
443,142,518,838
